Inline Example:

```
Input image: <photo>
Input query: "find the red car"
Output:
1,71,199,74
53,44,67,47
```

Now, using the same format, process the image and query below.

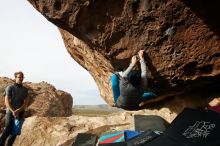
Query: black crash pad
72,133,97,146
143,108,220,146
134,115,167,132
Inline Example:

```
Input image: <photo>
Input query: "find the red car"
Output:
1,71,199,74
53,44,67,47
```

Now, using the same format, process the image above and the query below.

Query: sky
0,1,106,105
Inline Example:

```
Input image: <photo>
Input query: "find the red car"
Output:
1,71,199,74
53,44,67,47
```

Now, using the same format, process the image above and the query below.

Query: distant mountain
73,104,122,112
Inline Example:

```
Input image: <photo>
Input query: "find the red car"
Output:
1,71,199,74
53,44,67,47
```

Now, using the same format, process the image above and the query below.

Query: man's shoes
139,102,145,107
112,104,116,107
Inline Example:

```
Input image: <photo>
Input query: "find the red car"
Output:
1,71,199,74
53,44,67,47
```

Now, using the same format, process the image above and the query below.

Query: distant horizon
73,104,108,106
0,1,106,105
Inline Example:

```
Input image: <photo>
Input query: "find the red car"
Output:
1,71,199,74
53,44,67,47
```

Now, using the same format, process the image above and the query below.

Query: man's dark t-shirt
5,84,28,113
117,77,144,109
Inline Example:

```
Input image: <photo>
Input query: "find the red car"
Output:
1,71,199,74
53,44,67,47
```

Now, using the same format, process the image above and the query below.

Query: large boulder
13,113,132,146
28,0,220,105
13,107,173,146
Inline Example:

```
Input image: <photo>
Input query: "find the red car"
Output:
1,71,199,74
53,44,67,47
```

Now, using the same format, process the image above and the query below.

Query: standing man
0,71,28,146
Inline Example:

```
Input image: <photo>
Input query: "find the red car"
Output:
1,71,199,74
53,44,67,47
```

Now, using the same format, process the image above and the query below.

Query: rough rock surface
13,96,219,146
28,0,220,105
26,81,73,117
0,77,73,131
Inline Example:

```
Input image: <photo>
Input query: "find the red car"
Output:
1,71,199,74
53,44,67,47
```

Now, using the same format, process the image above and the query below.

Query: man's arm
138,50,148,89
140,59,147,89
5,85,15,113
5,96,15,113
121,56,137,78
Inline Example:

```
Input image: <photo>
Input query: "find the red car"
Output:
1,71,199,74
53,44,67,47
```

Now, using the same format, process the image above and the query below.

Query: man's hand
12,111,18,118
131,56,137,65
13,109,20,118
138,50,145,60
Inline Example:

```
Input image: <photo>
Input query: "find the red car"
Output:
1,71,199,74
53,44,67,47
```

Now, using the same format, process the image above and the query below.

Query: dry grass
72,108,119,117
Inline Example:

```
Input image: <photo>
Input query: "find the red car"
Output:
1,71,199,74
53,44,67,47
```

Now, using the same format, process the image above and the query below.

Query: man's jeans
111,74,121,103
0,111,23,146
111,74,157,104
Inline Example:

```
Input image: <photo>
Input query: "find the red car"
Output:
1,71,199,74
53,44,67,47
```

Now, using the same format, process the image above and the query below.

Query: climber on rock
110,50,157,110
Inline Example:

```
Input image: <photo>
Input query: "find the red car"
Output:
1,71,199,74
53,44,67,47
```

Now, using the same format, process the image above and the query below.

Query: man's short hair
14,71,24,78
